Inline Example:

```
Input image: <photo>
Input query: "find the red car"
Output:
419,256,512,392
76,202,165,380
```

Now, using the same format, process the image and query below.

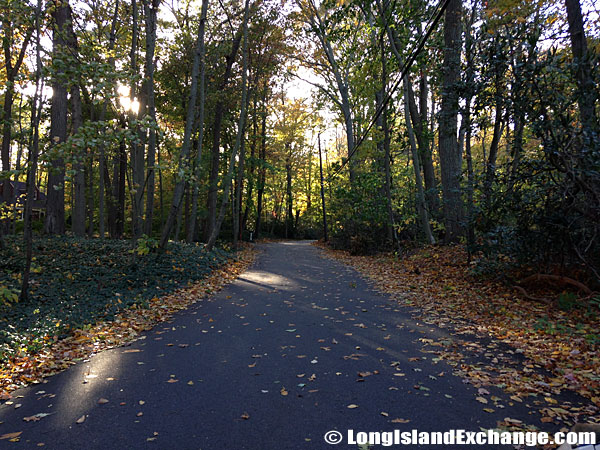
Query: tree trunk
130,0,145,239
318,133,328,241
484,73,504,209
565,0,596,130
438,0,463,242
241,90,259,234
285,149,293,238
255,86,268,239
45,0,70,235
143,0,161,236
71,84,86,236
404,78,435,244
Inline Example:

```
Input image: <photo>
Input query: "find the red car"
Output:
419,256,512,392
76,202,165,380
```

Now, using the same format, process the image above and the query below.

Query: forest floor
0,237,256,398
316,241,600,428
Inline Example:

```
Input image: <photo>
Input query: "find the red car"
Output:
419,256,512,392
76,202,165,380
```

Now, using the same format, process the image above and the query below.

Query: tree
160,0,209,249
185,0,209,243
45,0,71,235
437,0,463,242
143,0,161,236
207,0,251,251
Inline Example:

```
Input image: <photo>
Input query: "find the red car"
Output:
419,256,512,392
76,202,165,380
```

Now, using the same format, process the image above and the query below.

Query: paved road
0,242,577,449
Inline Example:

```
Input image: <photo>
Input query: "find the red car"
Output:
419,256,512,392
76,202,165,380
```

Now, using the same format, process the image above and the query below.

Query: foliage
133,234,158,255
0,236,229,361
471,49,600,286
329,171,390,254
0,284,18,307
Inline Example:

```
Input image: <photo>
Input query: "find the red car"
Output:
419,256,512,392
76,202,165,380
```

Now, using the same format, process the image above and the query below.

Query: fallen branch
512,285,553,305
518,274,592,295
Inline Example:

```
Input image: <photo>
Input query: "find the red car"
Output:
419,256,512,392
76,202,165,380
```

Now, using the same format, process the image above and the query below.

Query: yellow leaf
0,432,22,440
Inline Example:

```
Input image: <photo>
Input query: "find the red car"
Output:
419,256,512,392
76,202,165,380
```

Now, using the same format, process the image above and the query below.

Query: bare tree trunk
565,0,597,131
45,0,70,235
285,149,293,238
207,0,250,251
241,89,258,235
438,0,463,242
143,0,161,236
71,84,86,236
233,137,245,248
483,73,504,208
64,4,86,237
318,133,328,241
463,2,477,251
404,78,435,244
117,140,127,237
255,86,267,239
130,0,145,239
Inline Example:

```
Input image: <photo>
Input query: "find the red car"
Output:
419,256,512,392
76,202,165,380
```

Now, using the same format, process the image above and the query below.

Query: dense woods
0,0,598,303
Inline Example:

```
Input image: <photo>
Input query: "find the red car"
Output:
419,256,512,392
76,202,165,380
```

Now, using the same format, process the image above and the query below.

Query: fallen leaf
97,398,109,404
391,418,410,423
0,432,22,440
76,415,86,424
280,387,288,396
347,404,358,409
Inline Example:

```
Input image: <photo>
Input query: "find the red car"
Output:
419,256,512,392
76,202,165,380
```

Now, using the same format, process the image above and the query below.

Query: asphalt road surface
0,242,586,449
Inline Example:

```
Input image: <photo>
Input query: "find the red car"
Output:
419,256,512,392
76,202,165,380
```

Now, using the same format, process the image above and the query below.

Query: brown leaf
75,415,86,424
0,432,22,440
